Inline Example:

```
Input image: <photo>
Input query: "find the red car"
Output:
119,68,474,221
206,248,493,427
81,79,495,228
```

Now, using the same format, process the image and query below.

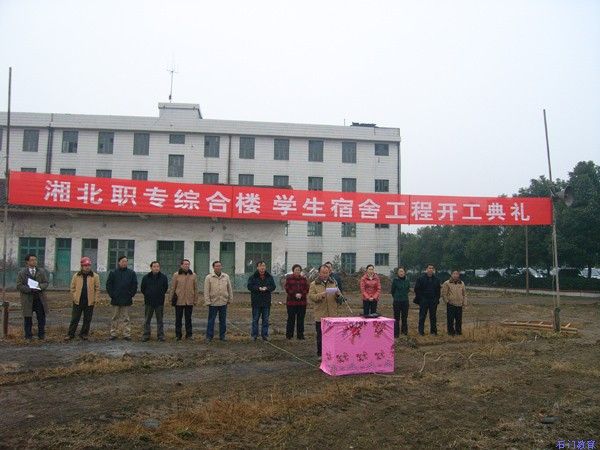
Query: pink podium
320,316,395,376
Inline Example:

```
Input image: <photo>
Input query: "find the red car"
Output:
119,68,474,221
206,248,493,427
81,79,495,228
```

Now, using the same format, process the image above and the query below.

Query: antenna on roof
167,64,178,103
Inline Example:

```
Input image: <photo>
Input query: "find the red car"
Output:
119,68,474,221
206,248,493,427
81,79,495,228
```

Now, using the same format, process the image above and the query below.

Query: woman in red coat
360,264,381,316
284,264,309,339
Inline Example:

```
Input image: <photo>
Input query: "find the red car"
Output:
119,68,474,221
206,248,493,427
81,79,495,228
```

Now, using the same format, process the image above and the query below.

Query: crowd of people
15,254,468,356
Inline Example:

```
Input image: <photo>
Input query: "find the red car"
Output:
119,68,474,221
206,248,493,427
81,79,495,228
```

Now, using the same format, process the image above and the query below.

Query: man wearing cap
66,257,100,340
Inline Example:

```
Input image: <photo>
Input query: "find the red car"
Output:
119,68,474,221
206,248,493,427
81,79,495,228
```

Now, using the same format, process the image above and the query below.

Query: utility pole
2,67,12,338
544,109,561,333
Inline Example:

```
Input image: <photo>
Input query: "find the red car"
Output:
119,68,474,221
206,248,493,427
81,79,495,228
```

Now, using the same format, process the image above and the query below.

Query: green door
219,242,235,278
194,241,210,283
55,238,72,288
157,241,184,277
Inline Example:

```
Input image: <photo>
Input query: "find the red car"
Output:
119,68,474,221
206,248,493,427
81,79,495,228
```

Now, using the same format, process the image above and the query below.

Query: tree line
399,161,600,279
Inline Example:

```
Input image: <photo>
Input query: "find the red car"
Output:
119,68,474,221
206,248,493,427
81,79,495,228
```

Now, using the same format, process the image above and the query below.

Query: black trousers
144,304,165,338
446,304,463,335
286,305,306,339
315,321,322,356
24,297,46,339
67,303,94,337
362,300,378,316
175,305,193,338
393,301,409,337
418,298,438,335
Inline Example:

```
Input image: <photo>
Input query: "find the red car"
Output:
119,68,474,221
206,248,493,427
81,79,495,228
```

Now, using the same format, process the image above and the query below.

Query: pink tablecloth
320,316,395,376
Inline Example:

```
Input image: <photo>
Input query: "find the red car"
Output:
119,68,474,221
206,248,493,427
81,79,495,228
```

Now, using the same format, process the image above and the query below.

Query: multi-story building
0,103,401,285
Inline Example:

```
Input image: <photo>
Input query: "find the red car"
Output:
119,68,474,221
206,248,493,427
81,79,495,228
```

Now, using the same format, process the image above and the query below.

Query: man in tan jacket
308,264,341,356
204,261,233,342
441,270,467,336
170,259,198,340
66,257,100,340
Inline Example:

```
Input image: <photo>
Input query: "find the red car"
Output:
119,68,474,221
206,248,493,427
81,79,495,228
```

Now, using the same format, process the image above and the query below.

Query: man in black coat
247,261,276,341
414,264,441,336
140,261,169,341
106,255,138,340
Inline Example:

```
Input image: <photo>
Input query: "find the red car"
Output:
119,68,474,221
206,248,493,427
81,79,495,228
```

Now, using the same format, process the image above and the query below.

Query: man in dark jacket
16,254,49,340
140,261,169,342
413,264,441,336
106,255,138,340
247,261,276,341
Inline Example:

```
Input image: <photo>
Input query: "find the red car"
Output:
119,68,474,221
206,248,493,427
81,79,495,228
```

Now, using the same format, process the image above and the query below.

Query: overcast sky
1,0,598,198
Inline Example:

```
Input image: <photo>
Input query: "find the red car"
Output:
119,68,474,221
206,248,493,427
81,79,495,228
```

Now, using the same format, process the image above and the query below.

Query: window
108,239,135,270
375,179,389,192
307,222,323,237
62,130,78,153
341,253,356,273
157,240,184,276
342,141,356,163
19,237,46,267
169,133,185,144
274,138,289,160
245,242,272,273
308,176,323,191
168,155,184,177
203,172,219,184
23,129,39,152
273,175,289,187
60,168,76,175
342,178,357,192
20,167,36,172
375,253,390,266
96,169,112,178
204,135,220,157
341,222,356,237
82,238,98,271
375,223,390,229
308,139,323,162
239,136,255,159
307,252,323,269
375,143,389,156
132,170,148,180
238,174,254,186
133,132,150,155
98,131,114,154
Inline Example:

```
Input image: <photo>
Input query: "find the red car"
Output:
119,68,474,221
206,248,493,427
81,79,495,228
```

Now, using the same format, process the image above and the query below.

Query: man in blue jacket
106,256,138,340
140,261,169,341
247,261,276,341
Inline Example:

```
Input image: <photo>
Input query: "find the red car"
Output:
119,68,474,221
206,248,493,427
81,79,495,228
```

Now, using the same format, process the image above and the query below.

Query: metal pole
525,225,529,296
2,67,12,338
397,138,401,268
543,109,560,332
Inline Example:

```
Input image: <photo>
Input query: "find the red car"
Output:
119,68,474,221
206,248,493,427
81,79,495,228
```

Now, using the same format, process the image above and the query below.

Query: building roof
0,103,400,142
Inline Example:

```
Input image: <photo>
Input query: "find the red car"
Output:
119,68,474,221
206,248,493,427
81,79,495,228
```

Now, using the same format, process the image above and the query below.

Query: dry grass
109,378,386,448
0,352,187,386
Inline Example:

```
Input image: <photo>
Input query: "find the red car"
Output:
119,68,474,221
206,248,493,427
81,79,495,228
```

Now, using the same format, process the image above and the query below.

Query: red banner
7,172,553,225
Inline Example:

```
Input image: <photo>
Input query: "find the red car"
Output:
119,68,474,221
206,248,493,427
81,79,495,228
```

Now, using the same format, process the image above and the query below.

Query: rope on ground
226,319,319,369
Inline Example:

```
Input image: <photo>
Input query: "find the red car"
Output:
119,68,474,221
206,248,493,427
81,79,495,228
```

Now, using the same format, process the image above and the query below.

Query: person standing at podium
308,264,341,357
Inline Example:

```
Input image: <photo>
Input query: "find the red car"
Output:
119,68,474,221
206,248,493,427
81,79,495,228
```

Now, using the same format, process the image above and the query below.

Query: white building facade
0,103,401,282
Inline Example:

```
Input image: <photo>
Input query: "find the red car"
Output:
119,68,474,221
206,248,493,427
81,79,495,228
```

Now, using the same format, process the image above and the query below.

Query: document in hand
27,278,40,290
325,287,339,295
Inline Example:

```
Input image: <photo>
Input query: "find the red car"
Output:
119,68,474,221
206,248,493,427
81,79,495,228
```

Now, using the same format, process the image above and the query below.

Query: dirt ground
0,290,599,450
